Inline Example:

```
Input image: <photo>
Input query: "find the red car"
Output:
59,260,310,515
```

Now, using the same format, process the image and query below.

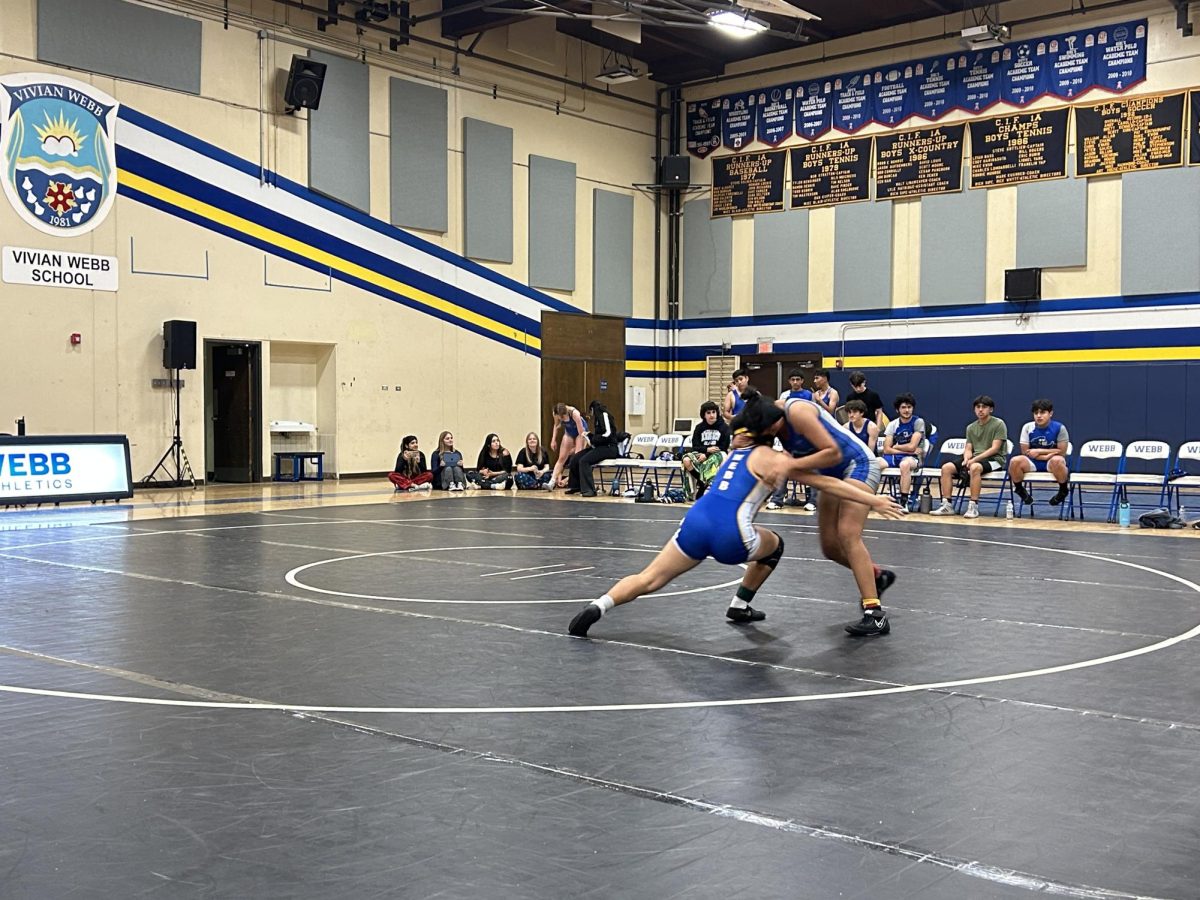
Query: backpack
1138,508,1185,529
633,481,657,503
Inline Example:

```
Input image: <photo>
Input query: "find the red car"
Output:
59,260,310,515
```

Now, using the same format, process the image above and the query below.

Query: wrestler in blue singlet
562,408,589,439
781,398,880,488
673,447,773,565
728,388,746,418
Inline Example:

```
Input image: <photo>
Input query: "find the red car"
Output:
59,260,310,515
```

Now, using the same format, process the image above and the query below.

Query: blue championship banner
1075,92,1185,177
685,19,1147,156
789,138,872,209
1191,91,1200,165
969,108,1070,188
686,98,722,159
755,85,795,146
875,124,966,200
721,91,757,150
711,150,786,217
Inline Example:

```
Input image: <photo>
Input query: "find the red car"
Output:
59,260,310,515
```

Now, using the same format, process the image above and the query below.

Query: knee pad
760,534,784,570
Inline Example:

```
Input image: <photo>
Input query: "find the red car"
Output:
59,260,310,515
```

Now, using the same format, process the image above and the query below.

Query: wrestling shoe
568,604,602,637
1014,483,1034,504
844,611,890,637
725,606,766,624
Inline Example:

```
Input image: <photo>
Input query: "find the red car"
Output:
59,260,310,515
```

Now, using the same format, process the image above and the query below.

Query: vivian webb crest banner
1,73,119,236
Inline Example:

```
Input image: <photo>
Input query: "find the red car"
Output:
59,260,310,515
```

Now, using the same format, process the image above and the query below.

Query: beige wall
0,0,658,476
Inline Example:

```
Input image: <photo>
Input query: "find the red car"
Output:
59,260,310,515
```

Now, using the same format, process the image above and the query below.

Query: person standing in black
847,371,886,428
568,400,623,497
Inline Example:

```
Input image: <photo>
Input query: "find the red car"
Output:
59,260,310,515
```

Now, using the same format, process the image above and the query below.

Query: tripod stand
143,368,196,488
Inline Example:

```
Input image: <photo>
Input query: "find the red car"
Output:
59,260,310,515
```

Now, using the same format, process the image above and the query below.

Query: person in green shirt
932,395,1008,519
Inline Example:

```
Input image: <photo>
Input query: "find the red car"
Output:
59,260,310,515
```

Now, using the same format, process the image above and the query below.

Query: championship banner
969,108,1070,188
721,91,757,150
875,124,965,200
832,70,875,133
755,85,794,146
711,150,786,218
1075,92,1185,177
1190,91,1200,165
789,138,872,209
685,18,1147,155
686,98,722,159
794,79,833,140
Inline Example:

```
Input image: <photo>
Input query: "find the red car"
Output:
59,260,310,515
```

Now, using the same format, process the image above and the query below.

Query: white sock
729,598,749,610
595,595,615,614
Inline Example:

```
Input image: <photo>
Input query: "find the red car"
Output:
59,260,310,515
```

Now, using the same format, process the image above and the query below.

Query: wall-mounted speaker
284,55,327,112
163,320,197,370
1004,267,1041,302
659,154,691,190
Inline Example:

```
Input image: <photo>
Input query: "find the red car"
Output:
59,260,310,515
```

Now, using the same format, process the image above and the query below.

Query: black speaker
1004,267,1042,302
163,320,197,370
284,55,327,112
659,154,691,190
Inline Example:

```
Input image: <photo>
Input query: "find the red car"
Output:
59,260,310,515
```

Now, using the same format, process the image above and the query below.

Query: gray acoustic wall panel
38,0,201,94
463,118,514,263
920,172,987,307
308,51,370,213
592,190,633,317
1016,157,1087,268
833,201,893,311
753,209,809,316
389,78,448,232
682,199,732,319
528,156,576,291
1121,166,1200,295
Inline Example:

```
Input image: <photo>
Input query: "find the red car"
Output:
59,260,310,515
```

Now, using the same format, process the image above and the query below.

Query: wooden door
540,313,626,462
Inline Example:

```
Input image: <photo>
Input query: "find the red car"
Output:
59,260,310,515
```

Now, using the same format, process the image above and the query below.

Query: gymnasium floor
2,482,1198,899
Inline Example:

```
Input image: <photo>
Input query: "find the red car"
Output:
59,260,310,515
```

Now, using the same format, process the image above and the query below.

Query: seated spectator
777,368,813,403
514,432,553,490
681,401,730,501
468,433,514,490
881,393,926,509
1009,398,1071,507
388,435,433,492
568,400,623,497
549,402,589,490
431,431,466,492
843,399,879,452
932,395,1008,519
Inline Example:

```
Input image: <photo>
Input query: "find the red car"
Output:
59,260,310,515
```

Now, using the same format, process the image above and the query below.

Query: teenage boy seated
1009,398,1071,507
931,395,1008,519
880,392,926,510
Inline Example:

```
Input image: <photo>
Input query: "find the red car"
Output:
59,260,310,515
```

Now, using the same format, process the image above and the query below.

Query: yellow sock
861,598,881,611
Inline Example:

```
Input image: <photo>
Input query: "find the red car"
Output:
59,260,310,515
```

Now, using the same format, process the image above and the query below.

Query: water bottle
917,488,933,514
1118,500,1131,527
1005,499,1014,520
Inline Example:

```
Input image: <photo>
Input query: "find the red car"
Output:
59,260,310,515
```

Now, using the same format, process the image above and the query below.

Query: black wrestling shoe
726,606,766,624
844,611,890,637
1014,483,1034,505
1049,485,1069,506
874,569,897,598
568,604,602,637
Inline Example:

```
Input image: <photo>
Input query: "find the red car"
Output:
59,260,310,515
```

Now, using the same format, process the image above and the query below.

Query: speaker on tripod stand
144,320,198,488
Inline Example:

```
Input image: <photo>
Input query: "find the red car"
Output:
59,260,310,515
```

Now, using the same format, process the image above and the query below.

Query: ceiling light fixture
707,7,769,38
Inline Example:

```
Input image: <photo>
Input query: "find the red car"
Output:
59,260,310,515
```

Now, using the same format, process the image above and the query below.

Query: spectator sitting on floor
880,393,926,510
388,435,433,492
681,401,730,501
843,399,879,452
1009,398,1071,507
567,400,623,497
932,395,1008,520
514,432,553,490
431,431,466,492
468,433,514,490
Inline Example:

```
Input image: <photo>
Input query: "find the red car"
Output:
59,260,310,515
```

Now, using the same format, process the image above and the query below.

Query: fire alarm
70,333,82,346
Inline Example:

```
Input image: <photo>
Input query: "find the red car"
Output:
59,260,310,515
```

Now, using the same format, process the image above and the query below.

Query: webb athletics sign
3,245,118,291
0,435,133,505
